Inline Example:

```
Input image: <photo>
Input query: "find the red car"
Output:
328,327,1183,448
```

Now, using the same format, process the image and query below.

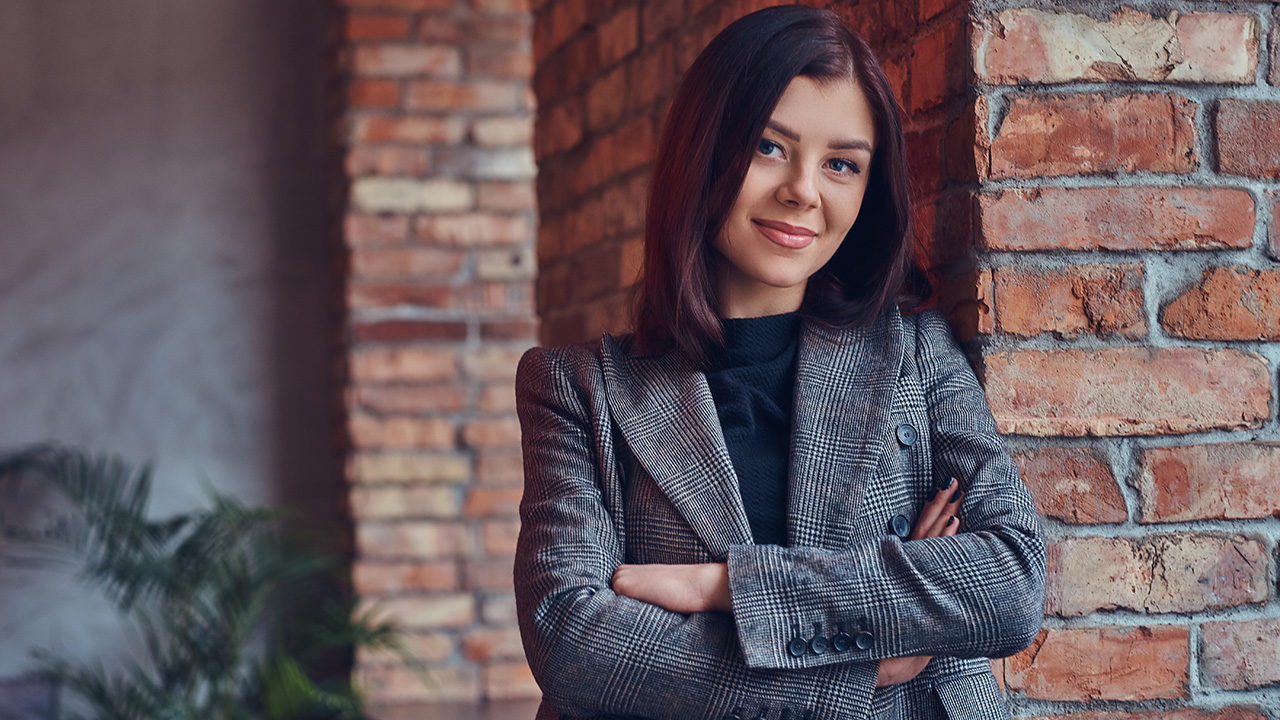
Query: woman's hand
612,562,732,613
877,477,962,687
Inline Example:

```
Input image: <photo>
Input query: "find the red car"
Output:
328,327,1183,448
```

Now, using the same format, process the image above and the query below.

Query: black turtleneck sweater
705,313,801,546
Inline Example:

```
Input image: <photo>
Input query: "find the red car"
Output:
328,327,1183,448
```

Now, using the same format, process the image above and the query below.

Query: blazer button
855,630,874,650
788,635,809,657
895,423,918,447
724,714,743,720
832,631,852,652
889,513,910,539
810,630,829,655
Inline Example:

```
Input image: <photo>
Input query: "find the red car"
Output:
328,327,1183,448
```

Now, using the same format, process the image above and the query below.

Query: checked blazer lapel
787,310,904,549
600,334,754,560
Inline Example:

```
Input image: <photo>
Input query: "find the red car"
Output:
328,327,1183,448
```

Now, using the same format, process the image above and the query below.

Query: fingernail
949,515,957,525
950,490,964,504
946,477,955,489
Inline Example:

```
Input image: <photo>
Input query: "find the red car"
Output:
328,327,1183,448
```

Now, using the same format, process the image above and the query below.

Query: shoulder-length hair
633,5,928,367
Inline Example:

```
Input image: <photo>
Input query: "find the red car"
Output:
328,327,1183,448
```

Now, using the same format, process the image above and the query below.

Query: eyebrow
766,120,873,153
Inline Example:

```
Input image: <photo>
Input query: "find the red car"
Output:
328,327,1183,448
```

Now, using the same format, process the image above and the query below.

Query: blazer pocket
933,671,1012,720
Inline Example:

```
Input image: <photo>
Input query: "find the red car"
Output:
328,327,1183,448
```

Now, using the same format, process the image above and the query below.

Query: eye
828,157,862,175
757,138,783,157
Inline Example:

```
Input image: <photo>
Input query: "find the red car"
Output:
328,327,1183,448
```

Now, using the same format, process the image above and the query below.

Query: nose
776,164,819,209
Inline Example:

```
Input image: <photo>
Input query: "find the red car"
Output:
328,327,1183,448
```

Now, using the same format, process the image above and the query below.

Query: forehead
768,75,876,147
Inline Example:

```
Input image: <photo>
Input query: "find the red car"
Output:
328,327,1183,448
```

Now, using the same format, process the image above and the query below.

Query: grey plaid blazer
514,308,1046,720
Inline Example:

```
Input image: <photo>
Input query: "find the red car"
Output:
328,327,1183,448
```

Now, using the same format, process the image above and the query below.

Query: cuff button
788,636,808,657
832,631,852,652
855,630,874,650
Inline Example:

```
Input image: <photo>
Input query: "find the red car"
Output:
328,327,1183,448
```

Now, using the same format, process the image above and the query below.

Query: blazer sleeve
514,346,881,720
725,310,1047,670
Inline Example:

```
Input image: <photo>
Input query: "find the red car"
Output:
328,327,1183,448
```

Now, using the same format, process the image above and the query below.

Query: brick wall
530,0,1280,717
337,0,540,704
972,1,1280,716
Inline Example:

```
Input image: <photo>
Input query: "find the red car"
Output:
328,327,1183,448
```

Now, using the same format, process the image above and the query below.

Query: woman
514,6,1046,719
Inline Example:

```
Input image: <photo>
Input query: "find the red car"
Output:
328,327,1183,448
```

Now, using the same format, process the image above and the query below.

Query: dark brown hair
633,5,928,367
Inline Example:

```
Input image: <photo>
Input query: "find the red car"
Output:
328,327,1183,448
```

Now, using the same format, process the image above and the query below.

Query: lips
753,219,817,249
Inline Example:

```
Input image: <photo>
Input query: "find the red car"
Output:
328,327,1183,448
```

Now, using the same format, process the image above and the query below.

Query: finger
910,478,958,540
940,515,960,537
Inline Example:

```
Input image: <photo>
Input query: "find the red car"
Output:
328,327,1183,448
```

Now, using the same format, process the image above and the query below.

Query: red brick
1013,447,1127,524
352,384,467,414
347,451,471,483
461,626,525,661
978,187,1255,252
1138,443,1280,522
471,117,534,148
1029,708,1268,720
405,80,521,111
354,320,468,342
994,264,1145,339
1163,266,1280,341
1217,99,1280,178
983,348,1270,437
1201,618,1280,690
468,47,533,78
433,146,536,180
350,347,457,383
909,17,966,114
349,79,401,108
374,594,475,629
346,213,410,247
629,41,674,110
356,662,479,703
1046,534,1268,616
482,518,521,554
534,100,583,159
463,557,515,590
976,9,1258,85
478,380,518,412
352,44,461,78
1271,192,1280,259
464,487,522,517
350,484,461,519
485,660,541,700
612,116,654,175
357,631,454,665
356,521,473,559
585,65,626,131
354,560,457,594
919,0,955,22
989,94,1197,179
475,449,523,485
480,318,538,341
472,0,528,12
349,414,456,449
597,6,638,67
458,280,533,314
347,282,452,309
905,124,945,194
1005,626,1189,701
462,347,525,380
351,114,465,144
459,14,530,44
351,247,464,278
344,147,431,177
462,417,522,448
415,213,532,246
937,268,992,343
344,13,412,41
1271,8,1280,86
476,181,535,211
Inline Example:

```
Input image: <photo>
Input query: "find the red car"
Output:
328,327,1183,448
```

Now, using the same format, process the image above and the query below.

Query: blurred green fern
0,445,411,720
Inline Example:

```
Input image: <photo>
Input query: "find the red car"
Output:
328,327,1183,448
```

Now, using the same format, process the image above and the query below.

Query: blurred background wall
0,0,340,679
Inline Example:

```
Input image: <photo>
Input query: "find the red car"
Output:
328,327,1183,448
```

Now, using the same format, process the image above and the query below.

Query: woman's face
712,74,877,319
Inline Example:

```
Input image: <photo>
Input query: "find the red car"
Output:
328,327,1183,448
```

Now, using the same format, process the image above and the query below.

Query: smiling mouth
753,219,816,249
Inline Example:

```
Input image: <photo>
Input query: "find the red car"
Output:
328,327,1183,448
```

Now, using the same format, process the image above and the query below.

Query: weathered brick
1013,447,1127,524
476,181,536,211
462,626,526,662
351,247,465,278
351,484,461,519
535,100,584,159
476,247,536,280
415,213,532,246
344,13,412,41
1272,8,1280,86
976,9,1258,85
354,318,466,343
485,660,541,700
482,518,521,554
462,347,526,380
356,662,479,703
937,268,993,343
585,65,627,131
1046,534,1268,616
354,560,458,595
472,117,534,147
405,80,522,111
629,41,674,110
1162,266,1280,341
434,146,538,180
345,146,431,177
480,319,538,342
356,630,454,665
463,557,515,590
475,449,523,485
994,264,1145,339
1271,192,1280,259
1217,99,1280,178
978,187,1254,252
352,44,461,78
989,94,1197,179
367,594,475,629
351,384,467,414
349,414,456,449
985,348,1270,437
919,0,953,22
349,79,401,108
464,486,523,517
1005,626,1189,701
909,16,966,113
1138,443,1280,522
463,417,522,448
1201,618,1280,690
458,280,534,313
597,5,638,67
356,521,474,559
346,213,410,247
347,281,452,309
469,47,533,78
351,114,465,145
351,177,473,213
348,451,471,483
350,347,458,383
472,0,530,13
1029,707,1268,720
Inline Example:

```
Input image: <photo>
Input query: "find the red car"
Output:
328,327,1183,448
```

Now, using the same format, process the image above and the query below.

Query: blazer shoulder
517,338,606,391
